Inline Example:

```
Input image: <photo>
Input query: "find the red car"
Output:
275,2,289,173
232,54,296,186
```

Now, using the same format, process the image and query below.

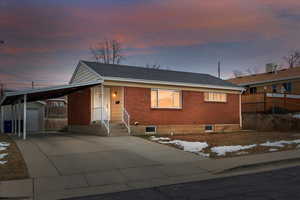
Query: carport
0,80,102,139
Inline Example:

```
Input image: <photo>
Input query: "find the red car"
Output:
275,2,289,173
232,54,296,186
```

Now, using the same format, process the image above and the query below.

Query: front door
110,87,123,122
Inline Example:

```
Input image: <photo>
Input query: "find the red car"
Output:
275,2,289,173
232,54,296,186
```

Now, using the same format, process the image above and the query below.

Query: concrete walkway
2,133,300,200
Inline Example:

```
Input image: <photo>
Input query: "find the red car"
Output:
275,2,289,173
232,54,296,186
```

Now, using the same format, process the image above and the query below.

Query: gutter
103,76,245,91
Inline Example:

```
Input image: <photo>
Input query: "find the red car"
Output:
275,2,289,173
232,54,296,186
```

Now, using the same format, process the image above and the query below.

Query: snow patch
0,142,10,147
260,140,300,148
235,151,249,155
0,160,7,165
293,114,300,119
159,140,209,153
211,144,257,156
150,136,170,141
0,142,10,151
0,147,7,151
269,148,278,152
198,152,210,157
0,153,8,159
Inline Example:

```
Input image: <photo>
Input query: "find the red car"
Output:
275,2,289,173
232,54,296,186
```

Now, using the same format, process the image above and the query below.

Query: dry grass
148,131,300,158
0,134,29,181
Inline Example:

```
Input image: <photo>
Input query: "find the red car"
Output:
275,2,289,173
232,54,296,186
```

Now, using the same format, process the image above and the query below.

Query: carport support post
0,106,3,133
101,84,104,123
23,94,27,140
18,100,21,137
11,104,15,134
13,104,16,134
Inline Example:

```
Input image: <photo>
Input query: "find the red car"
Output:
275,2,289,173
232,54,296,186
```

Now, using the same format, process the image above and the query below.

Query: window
249,87,257,94
204,92,227,102
282,82,292,93
145,126,156,134
205,125,214,132
151,89,181,109
272,84,277,93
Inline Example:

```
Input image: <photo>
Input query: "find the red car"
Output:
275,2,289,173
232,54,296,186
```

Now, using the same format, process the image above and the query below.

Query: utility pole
218,61,221,78
32,81,34,89
0,82,4,97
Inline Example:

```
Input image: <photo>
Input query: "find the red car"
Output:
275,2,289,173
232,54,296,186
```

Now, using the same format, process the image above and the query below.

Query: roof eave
103,76,244,91
236,75,300,86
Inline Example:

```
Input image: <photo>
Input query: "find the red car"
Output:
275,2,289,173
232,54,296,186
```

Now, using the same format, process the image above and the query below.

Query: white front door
102,87,110,121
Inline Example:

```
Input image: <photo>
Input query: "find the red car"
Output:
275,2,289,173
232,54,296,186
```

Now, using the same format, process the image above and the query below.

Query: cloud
0,0,300,88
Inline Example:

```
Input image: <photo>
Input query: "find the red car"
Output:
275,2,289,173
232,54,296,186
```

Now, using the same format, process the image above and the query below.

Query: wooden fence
242,93,300,113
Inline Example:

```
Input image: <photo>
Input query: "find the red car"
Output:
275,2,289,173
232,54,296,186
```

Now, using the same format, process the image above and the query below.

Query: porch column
12,104,15,134
23,94,27,140
0,106,3,133
239,93,242,128
18,100,21,137
101,84,104,123
14,104,17,134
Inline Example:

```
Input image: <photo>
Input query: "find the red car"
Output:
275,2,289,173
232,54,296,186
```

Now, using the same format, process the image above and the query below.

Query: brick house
68,61,243,136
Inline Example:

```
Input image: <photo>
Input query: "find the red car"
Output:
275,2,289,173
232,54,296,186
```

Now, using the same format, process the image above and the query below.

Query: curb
214,157,300,174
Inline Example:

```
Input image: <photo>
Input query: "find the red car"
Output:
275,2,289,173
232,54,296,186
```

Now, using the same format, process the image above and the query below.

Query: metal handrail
122,108,131,135
99,106,110,136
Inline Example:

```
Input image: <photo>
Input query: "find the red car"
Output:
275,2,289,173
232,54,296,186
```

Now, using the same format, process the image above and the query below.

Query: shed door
27,109,39,132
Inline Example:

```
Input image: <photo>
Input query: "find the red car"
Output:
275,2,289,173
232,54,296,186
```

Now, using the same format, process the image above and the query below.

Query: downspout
239,89,244,129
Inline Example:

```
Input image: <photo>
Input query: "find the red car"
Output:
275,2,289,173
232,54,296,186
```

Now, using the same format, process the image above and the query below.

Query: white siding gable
70,62,102,84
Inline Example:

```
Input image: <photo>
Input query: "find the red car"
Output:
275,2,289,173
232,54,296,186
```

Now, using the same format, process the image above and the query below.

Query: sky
0,0,300,89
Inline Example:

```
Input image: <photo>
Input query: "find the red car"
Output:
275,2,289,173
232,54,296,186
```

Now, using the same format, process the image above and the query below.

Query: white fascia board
102,76,244,91
5,80,103,97
69,62,82,84
69,61,104,84
238,75,300,86
80,61,105,80
0,95,7,106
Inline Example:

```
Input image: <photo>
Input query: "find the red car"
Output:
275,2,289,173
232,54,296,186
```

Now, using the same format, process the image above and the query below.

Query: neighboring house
228,65,300,95
68,60,243,136
228,65,300,113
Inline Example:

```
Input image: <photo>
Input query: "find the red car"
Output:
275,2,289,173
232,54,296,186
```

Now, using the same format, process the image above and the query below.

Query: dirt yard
0,134,29,181
146,131,300,158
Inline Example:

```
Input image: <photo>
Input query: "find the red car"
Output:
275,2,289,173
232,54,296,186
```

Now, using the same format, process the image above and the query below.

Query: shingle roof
82,61,240,89
228,67,300,86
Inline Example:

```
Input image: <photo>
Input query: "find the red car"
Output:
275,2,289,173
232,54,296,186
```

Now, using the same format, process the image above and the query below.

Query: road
67,166,300,200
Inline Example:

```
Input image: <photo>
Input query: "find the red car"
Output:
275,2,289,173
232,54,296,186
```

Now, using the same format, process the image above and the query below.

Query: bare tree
283,50,300,68
90,39,124,64
232,70,244,78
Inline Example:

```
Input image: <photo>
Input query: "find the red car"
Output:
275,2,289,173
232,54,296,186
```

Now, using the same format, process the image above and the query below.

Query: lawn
146,131,300,158
0,134,29,181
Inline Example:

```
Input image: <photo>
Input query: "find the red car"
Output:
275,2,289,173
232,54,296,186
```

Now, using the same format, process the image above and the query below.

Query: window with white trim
151,89,182,109
204,92,227,102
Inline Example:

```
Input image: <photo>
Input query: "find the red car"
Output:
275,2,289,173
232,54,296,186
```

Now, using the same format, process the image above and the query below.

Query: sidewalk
2,140,300,200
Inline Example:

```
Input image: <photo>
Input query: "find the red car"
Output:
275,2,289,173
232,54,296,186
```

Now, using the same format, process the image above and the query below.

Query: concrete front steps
109,122,130,136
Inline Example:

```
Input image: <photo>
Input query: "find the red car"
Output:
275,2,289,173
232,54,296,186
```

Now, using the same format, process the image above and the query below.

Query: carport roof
0,80,102,106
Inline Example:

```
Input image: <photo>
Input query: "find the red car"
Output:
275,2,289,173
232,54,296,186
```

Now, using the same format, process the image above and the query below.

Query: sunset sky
1,0,300,89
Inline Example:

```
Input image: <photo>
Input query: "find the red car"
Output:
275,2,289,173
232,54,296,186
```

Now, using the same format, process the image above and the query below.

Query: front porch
68,85,131,136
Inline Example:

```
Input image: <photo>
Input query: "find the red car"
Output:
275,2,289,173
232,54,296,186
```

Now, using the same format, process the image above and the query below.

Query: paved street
68,166,300,200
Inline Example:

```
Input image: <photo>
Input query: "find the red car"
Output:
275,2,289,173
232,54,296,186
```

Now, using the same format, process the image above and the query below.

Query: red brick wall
124,87,240,125
68,88,91,125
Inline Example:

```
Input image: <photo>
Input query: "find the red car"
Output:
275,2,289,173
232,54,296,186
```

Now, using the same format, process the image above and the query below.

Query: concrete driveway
15,133,209,199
